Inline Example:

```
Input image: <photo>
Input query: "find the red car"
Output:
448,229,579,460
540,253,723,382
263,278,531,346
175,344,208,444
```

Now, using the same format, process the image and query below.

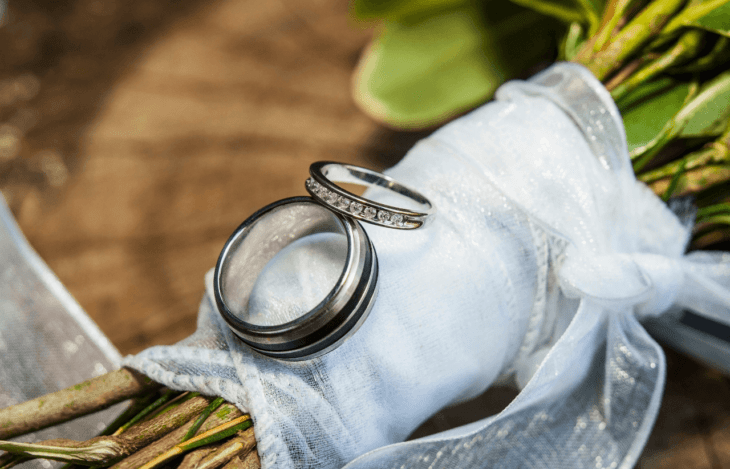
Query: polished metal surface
306,161,435,230
214,197,378,360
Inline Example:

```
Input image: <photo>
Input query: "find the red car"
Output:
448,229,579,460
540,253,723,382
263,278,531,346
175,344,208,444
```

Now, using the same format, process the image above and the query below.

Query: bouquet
2,0,730,468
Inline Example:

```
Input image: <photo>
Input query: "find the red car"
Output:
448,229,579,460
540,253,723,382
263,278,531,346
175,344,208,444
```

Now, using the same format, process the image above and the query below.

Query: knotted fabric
123,63,730,469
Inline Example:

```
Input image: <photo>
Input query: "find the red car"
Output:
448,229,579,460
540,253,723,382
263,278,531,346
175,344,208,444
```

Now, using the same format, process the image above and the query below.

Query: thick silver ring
214,196,378,360
306,161,435,230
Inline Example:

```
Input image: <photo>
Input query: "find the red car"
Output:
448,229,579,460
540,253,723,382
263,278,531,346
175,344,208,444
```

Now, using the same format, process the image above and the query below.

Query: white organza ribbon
123,63,730,469
0,196,124,467
345,63,730,469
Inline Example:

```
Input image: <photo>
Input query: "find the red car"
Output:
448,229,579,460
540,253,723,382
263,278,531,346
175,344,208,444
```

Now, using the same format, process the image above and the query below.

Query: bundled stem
184,397,226,441
0,453,27,469
113,389,180,436
0,368,160,440
190,429,256,469
575,0,685,80
654,0,730,45
609,29,703,100
223,450,260,469
591,0,637,52
0,394,214,464
112,403,244,469
138,415,252,469
651,138,730,194
567,0,730,246
179,446,218,469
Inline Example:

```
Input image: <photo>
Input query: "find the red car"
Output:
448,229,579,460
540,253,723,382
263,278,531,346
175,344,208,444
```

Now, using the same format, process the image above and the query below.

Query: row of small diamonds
307,178,407,227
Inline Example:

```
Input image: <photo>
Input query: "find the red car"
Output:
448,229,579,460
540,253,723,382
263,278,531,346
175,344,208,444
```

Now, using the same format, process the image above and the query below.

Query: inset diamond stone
377,211,392,224
308,180,322,195
363,207,377,219
391,213,404,227
337,197,351,210
350,202,363,215
325,191,339,204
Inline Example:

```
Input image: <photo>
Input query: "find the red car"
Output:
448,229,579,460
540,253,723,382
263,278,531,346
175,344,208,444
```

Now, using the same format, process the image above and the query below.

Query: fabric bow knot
559,250,684,318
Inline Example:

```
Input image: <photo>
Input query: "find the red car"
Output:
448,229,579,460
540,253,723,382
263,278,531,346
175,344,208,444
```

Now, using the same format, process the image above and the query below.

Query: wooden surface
0,0,727,466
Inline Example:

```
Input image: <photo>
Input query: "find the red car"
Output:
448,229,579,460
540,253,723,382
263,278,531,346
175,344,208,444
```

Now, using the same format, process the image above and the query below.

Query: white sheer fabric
0,196,124,469
123,63,730,469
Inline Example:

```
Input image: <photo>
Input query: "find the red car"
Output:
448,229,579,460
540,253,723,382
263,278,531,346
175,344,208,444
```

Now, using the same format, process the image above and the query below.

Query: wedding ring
214,197,378,360
306,161,435,230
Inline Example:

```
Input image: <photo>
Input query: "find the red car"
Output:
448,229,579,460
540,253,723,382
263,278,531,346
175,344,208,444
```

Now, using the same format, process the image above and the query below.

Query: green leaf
508,0,585,24
352,2,557,129
628,73,730,170
697,202,730,220
620,79,692,152
561,22,586,60
659,0,730,39
692,1,730,36
674,36,730,72
511,0,602,32
351,0,468,21
679,70,730,137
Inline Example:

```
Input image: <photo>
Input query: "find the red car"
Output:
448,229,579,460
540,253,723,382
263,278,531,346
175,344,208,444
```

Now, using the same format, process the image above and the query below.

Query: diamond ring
306,161,435,230
214,197,378,360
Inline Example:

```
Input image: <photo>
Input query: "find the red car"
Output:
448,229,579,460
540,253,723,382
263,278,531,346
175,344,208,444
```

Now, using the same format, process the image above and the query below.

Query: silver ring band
214,197,378,360
306,161,435,230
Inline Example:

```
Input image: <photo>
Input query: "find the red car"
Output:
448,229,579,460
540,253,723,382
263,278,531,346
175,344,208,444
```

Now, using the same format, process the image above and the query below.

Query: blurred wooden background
0,0,728,467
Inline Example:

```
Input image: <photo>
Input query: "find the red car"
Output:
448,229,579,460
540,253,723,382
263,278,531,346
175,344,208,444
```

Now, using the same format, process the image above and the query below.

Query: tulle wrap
0,197,123,469
122,63,730,469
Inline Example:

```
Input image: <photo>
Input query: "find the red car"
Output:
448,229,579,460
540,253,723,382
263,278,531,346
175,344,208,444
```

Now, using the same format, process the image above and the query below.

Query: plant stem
697,202,730,220
138,416,252,469
55,391,170,469
639,144,728,183
655,0,730,45
662,158,688,200
116,394,212,449
562,22,585,61
0,395,213,464
636,100,730,181
195,429,256,469
692,226,730,247
577,0,685,80
0,452,14,467
0,368,160,440
592,0,637,52
111,403,243,469
0,456,29,469
222,449,260,469
605,55,653,91
0,453,27,469
179,446,218,469
610,29,704,100
183,397,225,442
99,393,159,437
53,392,167,469
573,0,602,35
0,438,125,464
113,389,179,435
648,164,730,196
